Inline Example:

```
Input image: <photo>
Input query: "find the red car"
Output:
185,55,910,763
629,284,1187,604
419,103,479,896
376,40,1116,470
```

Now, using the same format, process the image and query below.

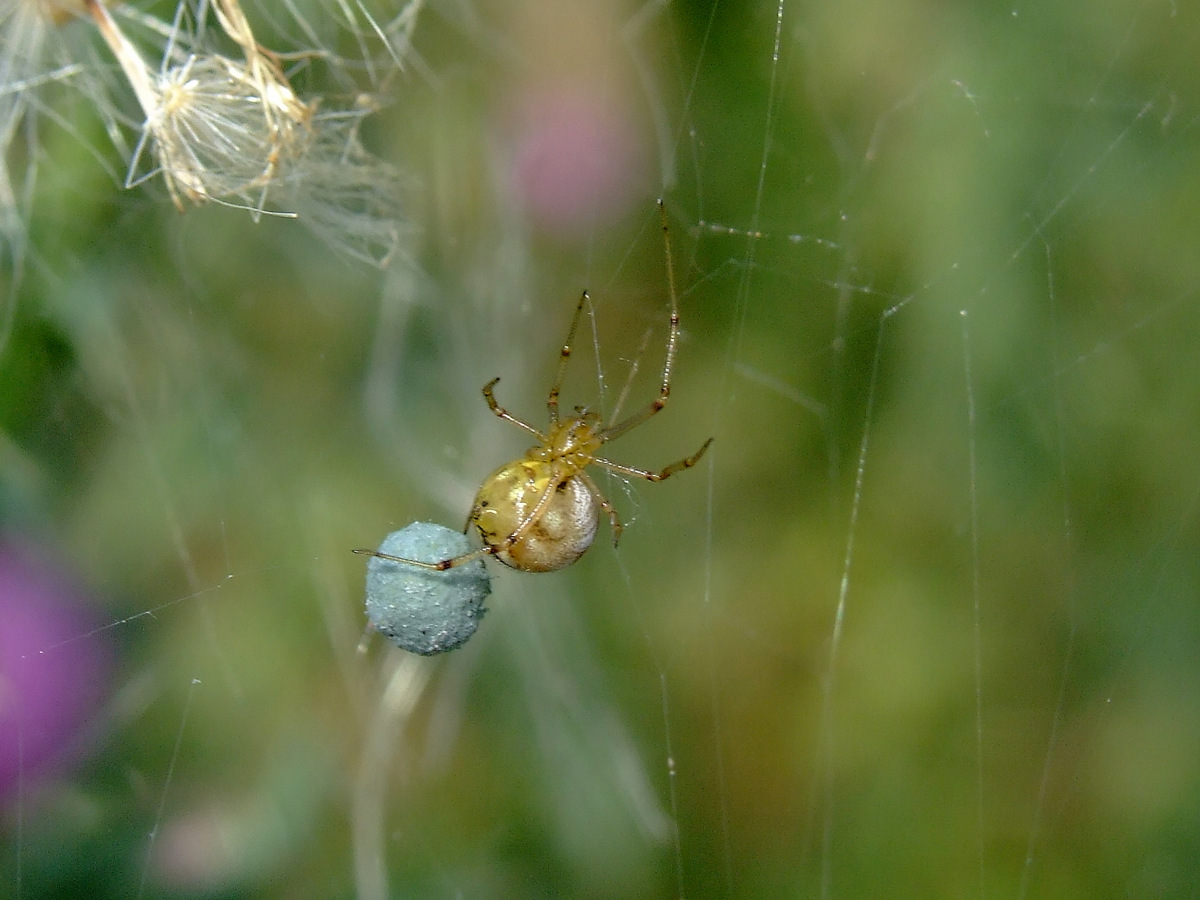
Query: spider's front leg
482,377,543,439
548,290,591,426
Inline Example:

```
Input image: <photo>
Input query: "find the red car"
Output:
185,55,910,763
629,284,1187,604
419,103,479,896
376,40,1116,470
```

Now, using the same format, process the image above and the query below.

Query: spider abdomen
471,460,599,572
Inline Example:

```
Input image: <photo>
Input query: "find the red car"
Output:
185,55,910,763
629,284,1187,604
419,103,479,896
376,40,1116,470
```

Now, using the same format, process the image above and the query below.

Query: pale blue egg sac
364,522,491,655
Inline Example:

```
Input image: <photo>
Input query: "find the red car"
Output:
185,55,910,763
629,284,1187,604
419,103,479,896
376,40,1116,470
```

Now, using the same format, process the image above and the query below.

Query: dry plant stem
84,0,194,208
83,0,159,126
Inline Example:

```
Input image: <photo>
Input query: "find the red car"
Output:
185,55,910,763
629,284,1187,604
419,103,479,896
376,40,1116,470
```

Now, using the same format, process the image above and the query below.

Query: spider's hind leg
579,471,623,547
352,546,492,571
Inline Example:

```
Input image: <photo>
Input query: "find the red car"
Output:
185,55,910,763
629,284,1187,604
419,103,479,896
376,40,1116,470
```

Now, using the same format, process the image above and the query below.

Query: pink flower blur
509,88,647,237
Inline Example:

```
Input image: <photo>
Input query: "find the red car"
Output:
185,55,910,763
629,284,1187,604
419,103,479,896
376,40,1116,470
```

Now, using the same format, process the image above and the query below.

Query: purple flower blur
0,537,112,799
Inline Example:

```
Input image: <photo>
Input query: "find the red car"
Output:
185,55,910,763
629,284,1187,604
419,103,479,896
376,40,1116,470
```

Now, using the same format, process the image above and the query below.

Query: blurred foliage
3,0,1200,898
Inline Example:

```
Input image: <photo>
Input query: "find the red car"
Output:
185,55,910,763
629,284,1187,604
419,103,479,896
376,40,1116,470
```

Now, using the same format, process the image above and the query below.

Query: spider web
4,0,1200,897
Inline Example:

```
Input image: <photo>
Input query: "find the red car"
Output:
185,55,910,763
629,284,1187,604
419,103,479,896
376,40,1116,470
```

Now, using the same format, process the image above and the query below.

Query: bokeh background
3,0,1200,897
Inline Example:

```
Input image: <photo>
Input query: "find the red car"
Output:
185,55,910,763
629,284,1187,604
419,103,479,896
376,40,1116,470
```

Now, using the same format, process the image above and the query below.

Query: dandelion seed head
142,51,313,213
79,0,415,265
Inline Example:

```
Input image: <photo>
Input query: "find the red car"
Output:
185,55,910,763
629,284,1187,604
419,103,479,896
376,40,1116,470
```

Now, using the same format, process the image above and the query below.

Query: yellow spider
357,199,712,573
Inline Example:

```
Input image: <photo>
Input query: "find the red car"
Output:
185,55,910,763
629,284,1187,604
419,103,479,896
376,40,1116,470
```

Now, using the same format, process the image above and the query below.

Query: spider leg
591,437,713,483
598,199,679,444
467,470,576,566
482,377,545,440
496,473,563,552
352,545,494,571
547,290,591,426
579,470,624,547
609,326,654,424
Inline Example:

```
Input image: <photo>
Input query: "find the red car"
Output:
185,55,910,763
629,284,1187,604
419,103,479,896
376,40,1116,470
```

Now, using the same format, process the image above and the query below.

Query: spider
355,199,712,573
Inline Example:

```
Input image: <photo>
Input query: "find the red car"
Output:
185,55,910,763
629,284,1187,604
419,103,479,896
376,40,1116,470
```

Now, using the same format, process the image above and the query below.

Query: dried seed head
139,52,313,213
82,0,410,265
87,0,313,215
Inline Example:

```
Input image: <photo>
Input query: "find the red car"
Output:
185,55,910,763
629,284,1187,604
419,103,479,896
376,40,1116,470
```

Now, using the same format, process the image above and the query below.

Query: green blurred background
3,0,1200,897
